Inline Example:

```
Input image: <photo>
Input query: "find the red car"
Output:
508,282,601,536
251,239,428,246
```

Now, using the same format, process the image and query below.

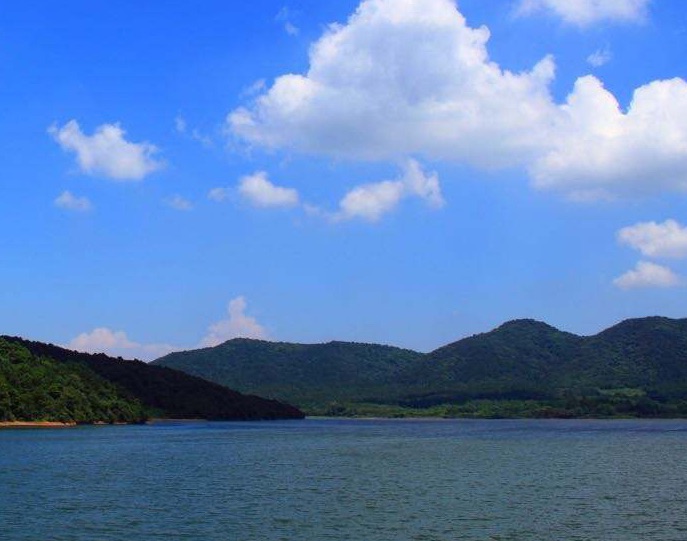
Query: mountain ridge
153,316,687,417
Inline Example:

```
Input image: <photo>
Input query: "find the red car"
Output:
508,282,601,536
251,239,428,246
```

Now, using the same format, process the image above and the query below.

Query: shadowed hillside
2,336,304,421
0,338,147,424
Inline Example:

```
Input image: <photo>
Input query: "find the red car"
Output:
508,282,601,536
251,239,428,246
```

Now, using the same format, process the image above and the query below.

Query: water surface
2,418,687,540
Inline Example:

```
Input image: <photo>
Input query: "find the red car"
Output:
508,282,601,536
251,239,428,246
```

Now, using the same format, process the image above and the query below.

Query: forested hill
0,338,147,424
400,317,687,405
154,339,423,407
153,317,687,418
1,336,304,422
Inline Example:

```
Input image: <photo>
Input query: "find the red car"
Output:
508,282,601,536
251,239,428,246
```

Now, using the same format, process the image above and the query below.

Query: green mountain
400,319,581,403
0,338,147,424
153,317,687,418
153,338,423,408
1,336,304,422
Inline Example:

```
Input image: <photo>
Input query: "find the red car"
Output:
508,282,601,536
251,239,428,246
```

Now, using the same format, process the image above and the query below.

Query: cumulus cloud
49,120,163,180
615,219,687,290
199,296,268,347
338,182,405,222
618,219,687,259
613,261,681,289
228,0,687,202
238,171,300,208
336,159,443,221
165,194,194,211
228,0,558,168
530,76,687,199
54,191,92,212
67,296,269,360
66,328,176,361
516,0,649,26
587,47,612,67
213,161,441,223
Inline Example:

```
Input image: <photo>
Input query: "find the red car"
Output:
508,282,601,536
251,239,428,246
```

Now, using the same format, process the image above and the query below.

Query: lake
2,418,687,540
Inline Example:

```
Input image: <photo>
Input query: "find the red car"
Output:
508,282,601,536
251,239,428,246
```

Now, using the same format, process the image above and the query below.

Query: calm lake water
2,418,687,541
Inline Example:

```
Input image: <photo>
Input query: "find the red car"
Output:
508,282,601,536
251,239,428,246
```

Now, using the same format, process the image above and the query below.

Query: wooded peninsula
0,337,304,425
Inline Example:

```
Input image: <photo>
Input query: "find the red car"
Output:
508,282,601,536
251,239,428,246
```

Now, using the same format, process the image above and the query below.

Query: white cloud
516,0,649,26
208,187,231,202
618,219,687,259
54,190,92,212
238,171,300,208
190,129,214,147
228,0,687,202
165,194,193,211
587,47,612,67
49,120,163,181
285,22,300,36
228,0,558,168
199,296,268,347
66,296,269,360
613,260,681,289
336,159,443,221
276,7,300,36
66,328,176,361
174,115,187,134
211,161,441,223
338,181,405,222
174,115,214,147
530,76,687,199
240,79,267,98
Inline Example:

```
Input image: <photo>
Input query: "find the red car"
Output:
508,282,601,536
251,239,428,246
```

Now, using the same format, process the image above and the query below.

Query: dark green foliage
1,336,304,421
398,317,687,408
575,317,687,394
153,317,687,418
154,339,423,407
0,338,147,423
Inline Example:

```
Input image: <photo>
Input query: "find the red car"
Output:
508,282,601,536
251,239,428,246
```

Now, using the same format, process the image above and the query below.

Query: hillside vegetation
155,339,423,410
154,317,687,418
1,336,304,422
0,339,146,423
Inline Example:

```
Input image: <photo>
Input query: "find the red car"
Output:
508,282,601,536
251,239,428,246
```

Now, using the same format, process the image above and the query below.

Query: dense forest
154,316,687,418
156,339,422,408
1,336,304,423
0,339,147,423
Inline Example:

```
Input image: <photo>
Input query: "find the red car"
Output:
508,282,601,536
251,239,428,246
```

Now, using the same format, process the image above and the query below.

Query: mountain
397,319,583,405
0,338,147,424
1,336,304,422
153,317,687,418
154,338,423,408
395,317,687,409
580,317,687,395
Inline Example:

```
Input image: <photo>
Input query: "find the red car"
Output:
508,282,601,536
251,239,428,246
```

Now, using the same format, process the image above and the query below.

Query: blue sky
2,0,687,359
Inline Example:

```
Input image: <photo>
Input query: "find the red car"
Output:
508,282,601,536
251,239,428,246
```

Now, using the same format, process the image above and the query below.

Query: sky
2,0,687,360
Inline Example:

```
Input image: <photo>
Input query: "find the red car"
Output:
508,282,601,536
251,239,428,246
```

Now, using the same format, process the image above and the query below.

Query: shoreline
145,418,208,424
0,421,77,429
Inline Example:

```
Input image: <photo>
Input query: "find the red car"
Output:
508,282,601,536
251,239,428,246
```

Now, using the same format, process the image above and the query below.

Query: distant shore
146,418,207,423
0,421,77,429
